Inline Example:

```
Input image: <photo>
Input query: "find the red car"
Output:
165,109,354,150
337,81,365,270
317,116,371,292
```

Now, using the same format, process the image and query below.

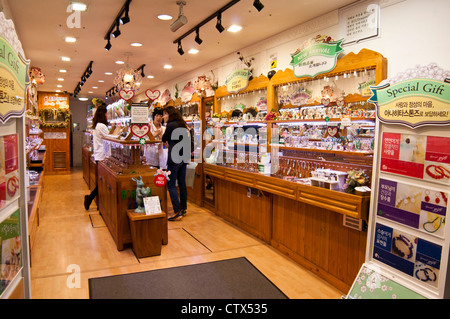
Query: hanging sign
118,89,135,102
145,89,160,102
290,37,343,78
225,69,250,94
369,78,450,128
0,35,30,123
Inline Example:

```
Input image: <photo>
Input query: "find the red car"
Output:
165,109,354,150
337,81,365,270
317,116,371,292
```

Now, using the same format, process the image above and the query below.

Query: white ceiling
7,0,355,100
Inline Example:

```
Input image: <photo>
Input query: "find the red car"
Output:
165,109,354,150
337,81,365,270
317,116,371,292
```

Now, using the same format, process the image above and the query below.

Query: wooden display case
98,138,168,251
202,49,387,291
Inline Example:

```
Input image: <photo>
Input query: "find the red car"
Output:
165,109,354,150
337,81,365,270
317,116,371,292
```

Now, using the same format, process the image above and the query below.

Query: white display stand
0,13,31,299
348,66,450,299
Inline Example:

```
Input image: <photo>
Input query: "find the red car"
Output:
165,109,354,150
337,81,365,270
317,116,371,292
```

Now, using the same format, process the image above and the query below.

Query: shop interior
0,0,449,300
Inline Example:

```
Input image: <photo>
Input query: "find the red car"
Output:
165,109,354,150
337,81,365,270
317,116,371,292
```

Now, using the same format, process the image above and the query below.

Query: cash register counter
203,163,370,292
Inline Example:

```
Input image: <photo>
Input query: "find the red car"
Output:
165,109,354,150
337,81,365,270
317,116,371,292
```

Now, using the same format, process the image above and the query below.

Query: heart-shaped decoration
336,98,345,107
131,124,150,138
321,97,330,106
119,89,135,101
145,89,161,101
327,126,339,137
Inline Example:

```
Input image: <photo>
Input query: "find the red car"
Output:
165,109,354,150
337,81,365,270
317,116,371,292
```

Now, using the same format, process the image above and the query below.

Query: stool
127,210,166,258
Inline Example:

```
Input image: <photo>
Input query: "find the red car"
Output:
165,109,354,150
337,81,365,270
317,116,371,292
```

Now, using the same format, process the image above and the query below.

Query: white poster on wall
339,0,380,45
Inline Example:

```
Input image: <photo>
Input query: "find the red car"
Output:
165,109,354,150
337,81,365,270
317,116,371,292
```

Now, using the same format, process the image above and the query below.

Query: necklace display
425,165,450,180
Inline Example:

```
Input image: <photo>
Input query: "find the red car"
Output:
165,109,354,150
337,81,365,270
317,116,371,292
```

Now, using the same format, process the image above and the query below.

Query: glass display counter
203,49,387,292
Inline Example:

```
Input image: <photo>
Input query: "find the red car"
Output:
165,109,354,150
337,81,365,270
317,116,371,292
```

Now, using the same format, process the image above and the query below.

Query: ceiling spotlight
65,36,76,43
195,28,203,45
112,21,121,38
216,12,225,33
177,41,184,55
170,1,187,32
158,14,173,20
253,0,264,12
105,38,112,50
120,2,130,24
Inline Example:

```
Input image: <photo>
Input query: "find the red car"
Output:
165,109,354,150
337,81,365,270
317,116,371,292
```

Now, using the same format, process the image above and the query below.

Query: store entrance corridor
29,168,342,299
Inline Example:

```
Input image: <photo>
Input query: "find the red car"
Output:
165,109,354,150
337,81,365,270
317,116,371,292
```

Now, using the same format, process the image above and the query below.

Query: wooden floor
29,168,344,299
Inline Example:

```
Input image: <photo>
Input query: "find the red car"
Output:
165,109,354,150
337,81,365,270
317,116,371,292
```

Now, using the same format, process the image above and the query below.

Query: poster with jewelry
377,178,447,238
373,223,442,289
380,133,450,185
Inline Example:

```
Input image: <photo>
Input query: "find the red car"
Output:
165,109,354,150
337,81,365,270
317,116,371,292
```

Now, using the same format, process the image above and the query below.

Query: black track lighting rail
104,0,132,50
172,0,240,45
73,61,93,97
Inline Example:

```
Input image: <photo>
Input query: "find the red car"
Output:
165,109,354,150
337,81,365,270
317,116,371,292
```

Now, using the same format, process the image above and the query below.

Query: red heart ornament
327,126,339,137
321,97,330,106
131,124,150,138
145,89,161,101
119,89,135,101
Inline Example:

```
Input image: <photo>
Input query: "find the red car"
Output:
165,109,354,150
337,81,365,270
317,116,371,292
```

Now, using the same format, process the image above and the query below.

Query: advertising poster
378,179,447,237
373,223,442,288
380,133,450,185
2,134,19,202
0,209,21,294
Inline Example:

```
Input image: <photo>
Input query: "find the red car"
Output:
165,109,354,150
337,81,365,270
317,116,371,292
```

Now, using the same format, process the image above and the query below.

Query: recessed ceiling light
59,69,67,73
57,85,63,88
188,48,199,54
147,75,154,79
79,97,89,101
158,14,173,20
163,64,172,69
115,61,125,64
61,57,71,61
98,80,104,83
71,2,87,11
65,37,76,43
58,78,64,81
227,24,242,32
55,90,61,93
88,91,93,93
104,72,113,75
92,86,98,89
131,42,142,47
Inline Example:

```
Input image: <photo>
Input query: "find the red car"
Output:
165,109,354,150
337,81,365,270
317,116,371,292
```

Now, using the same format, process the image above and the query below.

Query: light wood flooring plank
30,168,343,299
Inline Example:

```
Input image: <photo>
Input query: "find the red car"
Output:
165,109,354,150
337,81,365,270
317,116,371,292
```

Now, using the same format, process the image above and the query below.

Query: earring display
378,179,448,238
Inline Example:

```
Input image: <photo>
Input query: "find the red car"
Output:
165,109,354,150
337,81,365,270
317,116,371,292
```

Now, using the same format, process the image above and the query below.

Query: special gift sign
0,35,30,123
369,78,450,128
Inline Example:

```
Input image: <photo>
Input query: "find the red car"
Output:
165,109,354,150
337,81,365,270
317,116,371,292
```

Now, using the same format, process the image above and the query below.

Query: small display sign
380,133,450,185
225,69,250,94
290,39,343,78
373,223,442,288
378,178,447,237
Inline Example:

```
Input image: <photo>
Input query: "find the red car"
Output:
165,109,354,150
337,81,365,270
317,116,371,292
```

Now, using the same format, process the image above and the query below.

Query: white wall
141,0,450,100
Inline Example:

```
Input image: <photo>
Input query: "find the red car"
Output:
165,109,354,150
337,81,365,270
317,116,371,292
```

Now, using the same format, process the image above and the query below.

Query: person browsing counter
145,107,166,168
84,103,109,210
150,107,165,139
161,106,190,221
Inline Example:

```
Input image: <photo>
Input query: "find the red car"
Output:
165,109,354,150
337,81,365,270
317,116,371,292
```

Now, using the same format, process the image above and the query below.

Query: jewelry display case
204,49,387,292
98,137,168,251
